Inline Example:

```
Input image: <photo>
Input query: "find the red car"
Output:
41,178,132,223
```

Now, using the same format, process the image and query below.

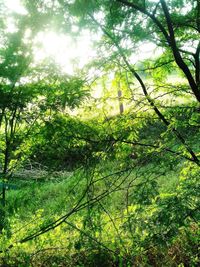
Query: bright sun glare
5,0,97,75
35,31,96,75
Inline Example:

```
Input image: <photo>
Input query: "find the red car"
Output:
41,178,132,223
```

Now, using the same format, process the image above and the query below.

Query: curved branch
160,0,200,102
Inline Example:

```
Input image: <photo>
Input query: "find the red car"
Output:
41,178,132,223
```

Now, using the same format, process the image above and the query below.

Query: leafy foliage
0,0,199,266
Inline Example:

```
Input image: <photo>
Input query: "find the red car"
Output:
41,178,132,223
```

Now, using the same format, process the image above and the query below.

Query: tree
0,3,88,231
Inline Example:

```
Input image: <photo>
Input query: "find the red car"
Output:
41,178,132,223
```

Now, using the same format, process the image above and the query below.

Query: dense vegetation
0,0,199,266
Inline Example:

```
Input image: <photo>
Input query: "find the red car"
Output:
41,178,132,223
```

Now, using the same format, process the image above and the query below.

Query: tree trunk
117,90,124,114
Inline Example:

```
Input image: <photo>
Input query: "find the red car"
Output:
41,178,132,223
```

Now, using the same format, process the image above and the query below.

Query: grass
0,108,199,266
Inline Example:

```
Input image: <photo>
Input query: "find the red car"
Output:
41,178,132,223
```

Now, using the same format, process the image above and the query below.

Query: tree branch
116,0,200,102
89,13,199,166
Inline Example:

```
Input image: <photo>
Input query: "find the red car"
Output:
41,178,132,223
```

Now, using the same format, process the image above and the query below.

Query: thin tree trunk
118,90,124,114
